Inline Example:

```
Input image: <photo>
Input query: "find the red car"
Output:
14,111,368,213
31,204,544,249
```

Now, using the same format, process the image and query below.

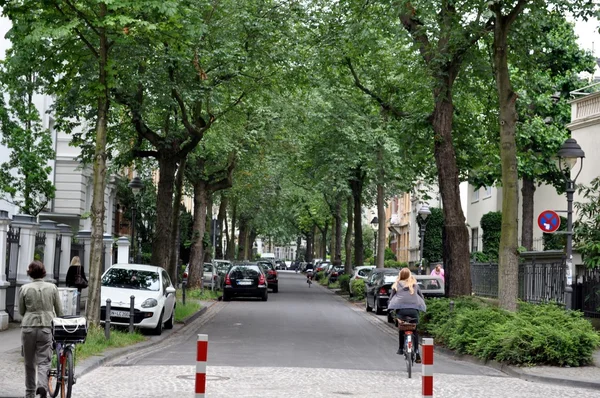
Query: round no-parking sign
537,210,560,233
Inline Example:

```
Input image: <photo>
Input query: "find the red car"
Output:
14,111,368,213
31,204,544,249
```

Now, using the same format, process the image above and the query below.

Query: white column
76,230,92,276
12,214,40,321
0,211,11,330
116,237,130,264
57,224,73,286
40,220,60,283
103,233,113,272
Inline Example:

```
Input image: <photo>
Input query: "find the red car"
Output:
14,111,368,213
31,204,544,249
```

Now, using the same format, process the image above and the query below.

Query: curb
332,290,600,391
76,303,212,378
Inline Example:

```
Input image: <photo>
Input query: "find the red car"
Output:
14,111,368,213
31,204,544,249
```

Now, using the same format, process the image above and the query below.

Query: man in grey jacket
19,261,63,398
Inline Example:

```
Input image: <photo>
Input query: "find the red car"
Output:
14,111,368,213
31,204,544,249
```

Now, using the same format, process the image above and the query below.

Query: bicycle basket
52,316,87,343
397,322,417,331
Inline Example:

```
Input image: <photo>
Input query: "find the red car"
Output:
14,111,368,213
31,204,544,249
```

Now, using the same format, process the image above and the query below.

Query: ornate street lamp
418,204,432,275
557,137,585,310
128,176,143,263
371,216,378,266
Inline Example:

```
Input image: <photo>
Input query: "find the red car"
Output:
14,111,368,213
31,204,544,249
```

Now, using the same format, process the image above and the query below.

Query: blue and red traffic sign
538,210,561,233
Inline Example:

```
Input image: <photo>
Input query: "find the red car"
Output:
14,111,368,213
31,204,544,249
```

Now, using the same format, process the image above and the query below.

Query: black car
223,264,268,301
274,260,286,270
328,265,345,283
258,260,279,293
364,269,399,315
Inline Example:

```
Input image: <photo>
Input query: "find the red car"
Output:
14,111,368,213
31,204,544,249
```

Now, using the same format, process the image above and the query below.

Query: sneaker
396,348,403,355
36,387,47,398
415,353,422,363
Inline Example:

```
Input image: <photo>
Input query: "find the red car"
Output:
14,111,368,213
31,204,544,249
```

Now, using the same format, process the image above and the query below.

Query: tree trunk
249,230,258,260
151,157,177,270
330,216,336,263
321,220,329,260
216,194,227,259
350,169,365,267
227,200,237,260
305,230,313,263
334,201,343,266
203,193,213,263
237,218,247,261
377,183,386,268
168,158,186,285
188,181,209,289
494,13,520,311
345,195,353,269
86,7,109,326
521,176,535,251
431,83,471,297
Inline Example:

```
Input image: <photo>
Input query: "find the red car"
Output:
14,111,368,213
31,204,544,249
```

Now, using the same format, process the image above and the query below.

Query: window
484,186,492,198
471,186,479,202
471,228,479,252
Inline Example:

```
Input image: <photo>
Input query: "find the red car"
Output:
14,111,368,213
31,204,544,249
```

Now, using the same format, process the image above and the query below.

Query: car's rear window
419,279,442,290
383,275,397,283
102,269,160,291
358,269,371,277
203,263,213,272
229,266,261,279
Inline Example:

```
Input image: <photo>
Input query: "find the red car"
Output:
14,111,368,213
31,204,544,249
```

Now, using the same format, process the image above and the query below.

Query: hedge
420,297,600,366
350,279,365,300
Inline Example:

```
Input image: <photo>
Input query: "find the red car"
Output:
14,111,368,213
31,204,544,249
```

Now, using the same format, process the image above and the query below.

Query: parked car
385,275,445,322
214,260,232,288
100,264,176,335
183,262,220,289
258,260,279,292
223,263,268,301
328,265,345,283
274,260,286,270
315,261,330,274
349,265,376,296
364,268,399,315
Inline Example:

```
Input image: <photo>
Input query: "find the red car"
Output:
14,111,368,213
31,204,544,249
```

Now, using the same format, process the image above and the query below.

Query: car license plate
238,280,252,286
110,310,130,318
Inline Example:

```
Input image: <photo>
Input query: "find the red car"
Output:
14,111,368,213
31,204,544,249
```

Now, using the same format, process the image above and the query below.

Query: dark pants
395,309,420,353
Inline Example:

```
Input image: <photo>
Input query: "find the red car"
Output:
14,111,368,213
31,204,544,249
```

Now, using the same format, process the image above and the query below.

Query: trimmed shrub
350,278,366,300
316,271,325,282
339,274,351,292
420,298,600,366
384,260,408,269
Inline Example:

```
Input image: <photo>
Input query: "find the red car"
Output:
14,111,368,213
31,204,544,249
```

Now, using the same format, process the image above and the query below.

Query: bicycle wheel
47,345,61,398
60,347,74,398
405,336,412,379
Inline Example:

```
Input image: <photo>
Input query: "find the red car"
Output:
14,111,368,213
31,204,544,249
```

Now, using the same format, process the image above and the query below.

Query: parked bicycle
48,316,87,398
397,317,418,378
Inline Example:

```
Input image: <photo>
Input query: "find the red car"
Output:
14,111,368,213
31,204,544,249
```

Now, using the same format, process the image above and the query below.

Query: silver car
349,266,376,296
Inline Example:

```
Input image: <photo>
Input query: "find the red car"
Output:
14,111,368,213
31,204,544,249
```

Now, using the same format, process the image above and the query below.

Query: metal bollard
196,334,208,398
449,300,455,312
105,299,111,340
422,338,434,397
129,295,135,333
182,281,187,306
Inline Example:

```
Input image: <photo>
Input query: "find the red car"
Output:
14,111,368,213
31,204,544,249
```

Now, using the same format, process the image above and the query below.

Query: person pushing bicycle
387,267,427,363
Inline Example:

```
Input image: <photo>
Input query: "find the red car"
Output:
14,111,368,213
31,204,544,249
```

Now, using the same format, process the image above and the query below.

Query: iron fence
576,268,600,318
54,234,62,282
5,226,20,320
470,262,498,298
35,231,46,263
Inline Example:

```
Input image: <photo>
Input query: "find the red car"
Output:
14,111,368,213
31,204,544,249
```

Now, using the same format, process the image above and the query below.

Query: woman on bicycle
387,267,426,362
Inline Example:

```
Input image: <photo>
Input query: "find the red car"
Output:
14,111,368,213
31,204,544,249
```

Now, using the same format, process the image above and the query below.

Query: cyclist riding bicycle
387,267,427,363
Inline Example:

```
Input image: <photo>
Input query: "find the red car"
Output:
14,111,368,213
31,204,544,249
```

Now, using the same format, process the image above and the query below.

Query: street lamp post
371,216,378,266
128,176,143,264
418,204,432,275
557,138,585,310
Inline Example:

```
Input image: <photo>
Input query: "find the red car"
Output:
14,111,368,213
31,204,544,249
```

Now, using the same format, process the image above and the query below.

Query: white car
183,262,221,289
349,265,376,296
100,264,176,335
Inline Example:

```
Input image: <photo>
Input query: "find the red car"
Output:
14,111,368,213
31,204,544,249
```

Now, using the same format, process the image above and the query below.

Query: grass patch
175,301,201,322
176,288,221,301
329,281,340,289
75,325,146,362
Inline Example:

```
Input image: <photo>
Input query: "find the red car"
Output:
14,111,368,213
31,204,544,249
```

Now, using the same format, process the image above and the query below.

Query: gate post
40,220,60,284
57,224,73,286
12,214,39,321
103,233,113,272
0,211,11,330
116,237,130,264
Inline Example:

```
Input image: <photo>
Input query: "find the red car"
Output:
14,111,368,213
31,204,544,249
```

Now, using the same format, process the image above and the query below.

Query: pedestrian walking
66,256,88,314
430,262,445,282
19,261,63,398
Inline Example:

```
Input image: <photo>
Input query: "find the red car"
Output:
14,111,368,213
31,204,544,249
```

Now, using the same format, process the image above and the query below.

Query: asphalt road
110,271,499,376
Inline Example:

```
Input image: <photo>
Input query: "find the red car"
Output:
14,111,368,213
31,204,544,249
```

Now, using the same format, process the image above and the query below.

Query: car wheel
164,306,175,329
272,285,278,293
223,293,231,302
365,295,372,312
152,311,164,335
375,297,384,315
261,291,268,301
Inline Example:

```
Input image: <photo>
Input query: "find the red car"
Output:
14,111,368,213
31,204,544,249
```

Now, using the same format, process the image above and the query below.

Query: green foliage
421,207,444,265
175,301,201,323
384,247,397,261
421,298,600,366
338,274,351,292
480,212,502,260
470,251,492,263
350,278,366,300
384,260,408,269
543,216,567,252
575,177,600,268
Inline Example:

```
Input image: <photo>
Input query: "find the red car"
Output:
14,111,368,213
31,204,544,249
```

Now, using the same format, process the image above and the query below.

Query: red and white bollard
196,334,208,398
421,338,434,397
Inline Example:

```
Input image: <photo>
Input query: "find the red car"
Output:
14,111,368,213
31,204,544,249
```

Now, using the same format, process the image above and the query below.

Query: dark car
258,260,279,293
385,274,446,323
223,264,268,301
364,269,399,315
328,265,345,283
274,260,286,270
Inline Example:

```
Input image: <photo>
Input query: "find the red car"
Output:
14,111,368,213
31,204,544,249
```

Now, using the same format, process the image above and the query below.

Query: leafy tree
481,211,503,261
421,207,444,267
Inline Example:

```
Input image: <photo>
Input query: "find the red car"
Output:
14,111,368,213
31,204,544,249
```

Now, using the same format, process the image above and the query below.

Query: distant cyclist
387,267,427,363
